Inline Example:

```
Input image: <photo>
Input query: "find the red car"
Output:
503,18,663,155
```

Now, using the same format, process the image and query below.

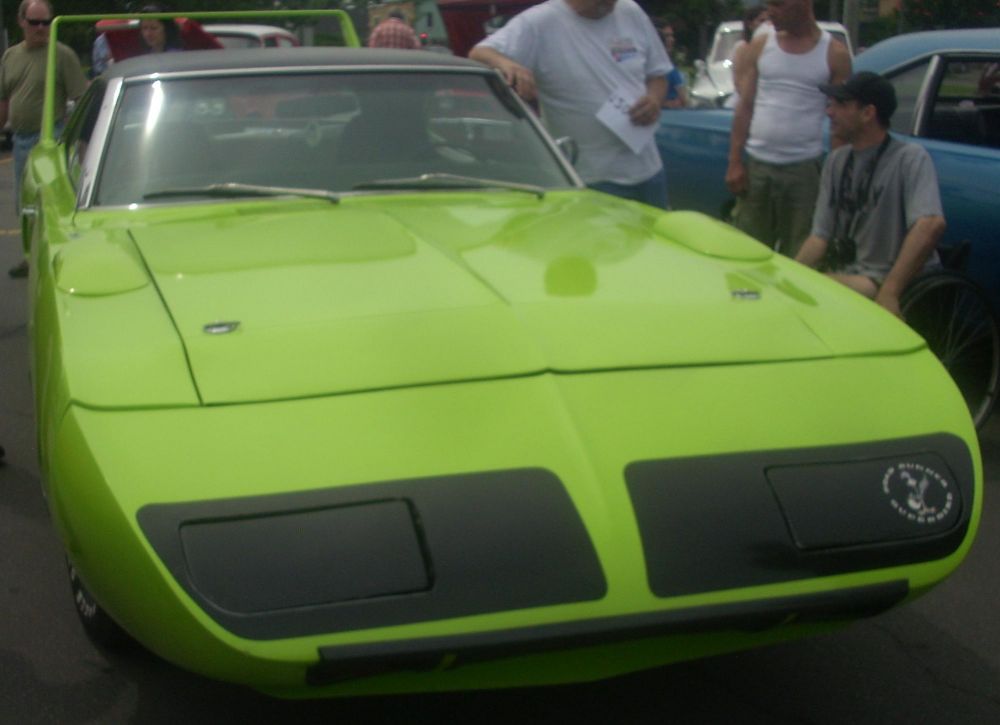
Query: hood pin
203,321,241,335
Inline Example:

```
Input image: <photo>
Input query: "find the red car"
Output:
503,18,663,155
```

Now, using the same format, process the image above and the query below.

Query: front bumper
307,580,907,686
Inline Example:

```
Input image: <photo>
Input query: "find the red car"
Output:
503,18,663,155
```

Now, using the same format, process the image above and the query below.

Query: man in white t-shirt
469,0,673,208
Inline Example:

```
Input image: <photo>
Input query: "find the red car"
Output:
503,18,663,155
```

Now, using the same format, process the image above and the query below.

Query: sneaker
8,260,28,278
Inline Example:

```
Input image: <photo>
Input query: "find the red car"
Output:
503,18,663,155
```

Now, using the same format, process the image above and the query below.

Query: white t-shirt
474,0,672,184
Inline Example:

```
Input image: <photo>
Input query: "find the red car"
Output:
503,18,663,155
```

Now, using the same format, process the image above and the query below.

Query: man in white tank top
725,0,851,257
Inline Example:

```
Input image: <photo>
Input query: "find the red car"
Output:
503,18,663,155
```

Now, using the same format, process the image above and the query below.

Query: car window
93,71,573,206
923,57,1000,149
711,30,743,64
887,60,931,135
213,34,257,49
263,36,278,47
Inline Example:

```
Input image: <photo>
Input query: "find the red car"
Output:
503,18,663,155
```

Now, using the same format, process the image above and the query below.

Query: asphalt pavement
1,148,998,724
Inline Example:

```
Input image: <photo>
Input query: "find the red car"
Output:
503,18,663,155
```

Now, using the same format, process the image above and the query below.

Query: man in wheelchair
795,71,946,318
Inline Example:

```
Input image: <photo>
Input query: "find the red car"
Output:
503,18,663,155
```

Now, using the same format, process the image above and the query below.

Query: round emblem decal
881,463,954,524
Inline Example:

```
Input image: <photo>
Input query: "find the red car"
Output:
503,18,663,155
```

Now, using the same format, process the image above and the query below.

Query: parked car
853,30,1000,305
204,23,300,49
21,14,980,697
690,20,854,109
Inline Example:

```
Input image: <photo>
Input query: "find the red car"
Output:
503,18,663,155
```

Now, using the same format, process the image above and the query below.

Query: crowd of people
1,0,947,316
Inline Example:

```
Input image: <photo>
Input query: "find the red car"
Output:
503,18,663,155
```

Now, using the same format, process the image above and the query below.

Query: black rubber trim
307,580,908,686
626,434,974,598
138,468,606,640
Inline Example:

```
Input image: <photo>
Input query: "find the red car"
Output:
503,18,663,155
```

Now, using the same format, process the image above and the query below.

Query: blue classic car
656,28,1000,426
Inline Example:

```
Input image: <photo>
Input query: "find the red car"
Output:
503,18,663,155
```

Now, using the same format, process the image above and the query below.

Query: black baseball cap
819,71,897,123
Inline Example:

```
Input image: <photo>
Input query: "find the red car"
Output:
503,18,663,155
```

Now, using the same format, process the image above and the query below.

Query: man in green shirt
0,0,87,278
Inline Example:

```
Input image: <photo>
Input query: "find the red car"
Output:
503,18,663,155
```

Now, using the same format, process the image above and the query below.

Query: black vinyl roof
105,47,487,80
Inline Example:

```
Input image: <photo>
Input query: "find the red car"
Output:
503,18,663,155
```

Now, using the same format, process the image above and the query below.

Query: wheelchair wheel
901,271,1000,429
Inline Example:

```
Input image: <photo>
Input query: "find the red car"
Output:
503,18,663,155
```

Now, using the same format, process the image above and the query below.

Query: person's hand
496,58,537,102
725,159,747,196
875,288,903,318
628,94,661,126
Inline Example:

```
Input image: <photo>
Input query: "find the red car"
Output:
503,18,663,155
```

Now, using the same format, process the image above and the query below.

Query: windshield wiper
143,182,340,203
353,173,545,199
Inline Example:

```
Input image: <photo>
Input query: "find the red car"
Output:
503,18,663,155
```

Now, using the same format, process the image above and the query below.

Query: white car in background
204,23,300,49
689,20,853,108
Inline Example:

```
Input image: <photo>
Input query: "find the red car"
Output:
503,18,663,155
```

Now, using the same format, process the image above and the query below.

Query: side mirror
554,136,579,165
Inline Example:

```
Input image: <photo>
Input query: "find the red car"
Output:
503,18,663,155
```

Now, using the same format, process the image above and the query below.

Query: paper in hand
596,87,656,155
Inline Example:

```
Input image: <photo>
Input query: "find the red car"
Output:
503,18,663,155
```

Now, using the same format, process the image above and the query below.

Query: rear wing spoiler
42,9,361,146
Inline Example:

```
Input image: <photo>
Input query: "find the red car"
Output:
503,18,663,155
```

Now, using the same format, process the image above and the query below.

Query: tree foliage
899,0,1000,29
641,0,745,61
5,1,998,60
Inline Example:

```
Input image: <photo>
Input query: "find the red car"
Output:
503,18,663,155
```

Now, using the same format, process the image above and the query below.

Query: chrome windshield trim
77,76,125,210
912,54,943,138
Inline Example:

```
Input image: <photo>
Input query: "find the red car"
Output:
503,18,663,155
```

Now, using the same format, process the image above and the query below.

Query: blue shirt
665,67,685,101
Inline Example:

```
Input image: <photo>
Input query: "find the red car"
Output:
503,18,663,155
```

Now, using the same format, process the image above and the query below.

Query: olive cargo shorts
732,155,823,258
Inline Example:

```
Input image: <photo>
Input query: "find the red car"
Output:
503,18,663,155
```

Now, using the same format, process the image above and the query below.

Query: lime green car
23,35,980,698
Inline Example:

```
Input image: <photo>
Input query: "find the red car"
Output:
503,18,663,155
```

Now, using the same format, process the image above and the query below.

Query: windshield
94,70,573,206
711,29,744,64
211,34,260,49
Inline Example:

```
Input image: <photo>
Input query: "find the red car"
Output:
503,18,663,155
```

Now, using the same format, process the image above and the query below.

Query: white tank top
747,29,832,164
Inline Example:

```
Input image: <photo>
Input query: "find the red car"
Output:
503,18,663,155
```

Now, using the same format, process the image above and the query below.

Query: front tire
901,271,1000,429
67,558,134,651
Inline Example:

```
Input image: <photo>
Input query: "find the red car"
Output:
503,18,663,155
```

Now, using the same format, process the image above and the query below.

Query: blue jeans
12,131,41,211
12,124,62,211
588,167,669,209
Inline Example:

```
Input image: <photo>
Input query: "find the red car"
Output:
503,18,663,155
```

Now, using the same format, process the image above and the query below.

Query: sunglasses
25,18,53,27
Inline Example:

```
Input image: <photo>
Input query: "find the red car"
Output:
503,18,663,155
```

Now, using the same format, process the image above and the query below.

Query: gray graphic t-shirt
811,138,944,281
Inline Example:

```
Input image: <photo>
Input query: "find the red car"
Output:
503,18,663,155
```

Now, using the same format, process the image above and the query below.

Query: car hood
126,192,921,404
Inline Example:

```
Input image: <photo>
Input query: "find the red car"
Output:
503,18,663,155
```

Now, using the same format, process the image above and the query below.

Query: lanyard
831,134,893,245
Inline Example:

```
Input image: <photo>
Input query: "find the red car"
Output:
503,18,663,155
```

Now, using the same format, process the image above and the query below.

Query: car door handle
20,205,36,220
